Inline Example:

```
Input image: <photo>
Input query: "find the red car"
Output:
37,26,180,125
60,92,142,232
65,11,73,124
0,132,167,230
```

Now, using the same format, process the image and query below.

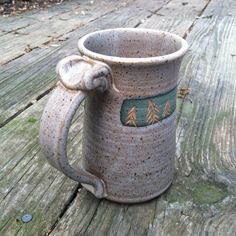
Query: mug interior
78,28,188,65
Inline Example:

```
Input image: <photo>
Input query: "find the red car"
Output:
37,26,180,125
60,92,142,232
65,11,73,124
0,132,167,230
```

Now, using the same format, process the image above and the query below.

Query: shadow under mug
40,28,188,203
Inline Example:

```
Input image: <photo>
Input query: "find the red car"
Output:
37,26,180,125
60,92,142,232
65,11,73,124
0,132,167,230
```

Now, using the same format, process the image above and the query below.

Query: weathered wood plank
0,0,131,65
140,0,207,36
0,0,95,33
0,0,168,126
49,0,236,235
0,94,84,236
177,20,236,184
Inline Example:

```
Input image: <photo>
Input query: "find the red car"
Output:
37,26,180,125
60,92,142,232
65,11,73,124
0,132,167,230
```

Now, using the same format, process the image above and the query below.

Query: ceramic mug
40,28,188,203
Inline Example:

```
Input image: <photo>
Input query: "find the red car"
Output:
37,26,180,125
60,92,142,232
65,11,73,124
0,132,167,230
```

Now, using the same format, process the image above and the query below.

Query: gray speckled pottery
40,28,188,203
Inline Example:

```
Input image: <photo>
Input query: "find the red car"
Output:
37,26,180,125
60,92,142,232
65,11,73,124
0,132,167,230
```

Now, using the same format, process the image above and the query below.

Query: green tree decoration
126,106,137,127
147,100,160,125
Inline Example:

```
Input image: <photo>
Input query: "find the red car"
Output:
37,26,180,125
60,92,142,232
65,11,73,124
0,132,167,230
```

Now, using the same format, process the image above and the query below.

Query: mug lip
78,28,188,66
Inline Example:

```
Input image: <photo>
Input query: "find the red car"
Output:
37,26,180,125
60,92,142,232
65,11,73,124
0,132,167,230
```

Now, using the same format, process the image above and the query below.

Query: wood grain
177,10,236,189
0,0,132,65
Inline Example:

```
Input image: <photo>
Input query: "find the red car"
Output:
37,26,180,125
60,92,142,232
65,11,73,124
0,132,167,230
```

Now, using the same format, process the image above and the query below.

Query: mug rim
78,28,188,66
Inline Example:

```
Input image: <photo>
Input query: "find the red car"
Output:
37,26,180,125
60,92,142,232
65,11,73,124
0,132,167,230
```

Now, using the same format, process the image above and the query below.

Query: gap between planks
45,184,81,236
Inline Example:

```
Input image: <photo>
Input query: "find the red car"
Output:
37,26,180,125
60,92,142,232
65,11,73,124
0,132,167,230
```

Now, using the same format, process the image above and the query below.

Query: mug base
104,177,173,204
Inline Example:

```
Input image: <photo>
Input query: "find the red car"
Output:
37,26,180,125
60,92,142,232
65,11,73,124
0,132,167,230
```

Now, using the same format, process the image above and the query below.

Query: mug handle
39,55,112,198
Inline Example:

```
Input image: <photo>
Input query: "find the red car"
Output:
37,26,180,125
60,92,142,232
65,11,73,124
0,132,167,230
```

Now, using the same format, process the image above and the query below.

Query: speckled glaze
40,28,188,203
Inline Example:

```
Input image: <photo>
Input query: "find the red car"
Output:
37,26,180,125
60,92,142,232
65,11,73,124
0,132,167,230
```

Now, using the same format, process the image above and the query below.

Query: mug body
78,28,188,203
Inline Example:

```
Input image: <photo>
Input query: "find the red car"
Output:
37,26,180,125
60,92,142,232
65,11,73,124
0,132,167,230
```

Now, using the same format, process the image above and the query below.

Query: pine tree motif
147,100,160,125
163,100,171,117
126,106,137,126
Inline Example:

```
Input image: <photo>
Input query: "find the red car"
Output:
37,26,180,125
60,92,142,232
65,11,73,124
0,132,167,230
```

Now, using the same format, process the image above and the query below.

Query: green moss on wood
192,181,227,204
27,117,37,124
1,117,39,143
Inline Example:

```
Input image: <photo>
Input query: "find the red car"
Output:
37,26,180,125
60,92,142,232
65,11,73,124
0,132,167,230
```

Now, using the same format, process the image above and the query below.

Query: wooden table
0,0,236,235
